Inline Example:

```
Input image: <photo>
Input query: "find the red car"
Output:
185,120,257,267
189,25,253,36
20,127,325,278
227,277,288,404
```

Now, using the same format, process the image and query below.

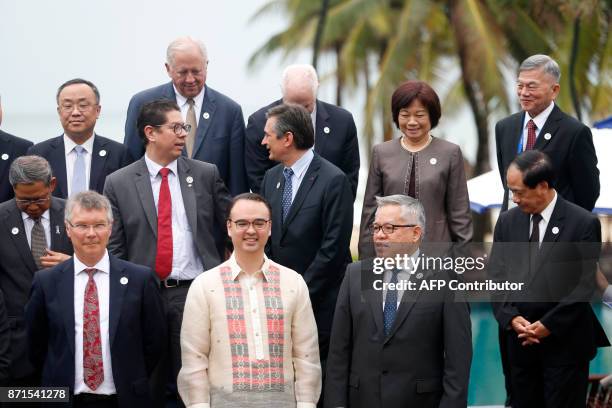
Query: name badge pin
55,225,60,234
99,149,107,157
430,158,437,165
276,182,281,189
544,133,552,140
1,153,8,161
323,126,330,134
11,227,19,235
416,272,423,279
186,176,193,184
203,112,210,120
552,226,559,234
120,277,128,285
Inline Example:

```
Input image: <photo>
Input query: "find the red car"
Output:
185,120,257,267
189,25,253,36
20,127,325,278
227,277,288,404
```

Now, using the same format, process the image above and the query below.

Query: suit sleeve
123,96,145,160
495,121,506,187
445,146,473,243
104,176,127,260
302,173,353,300
177,280,212,408
244,113,269,194
141,270,167,374
569,125,600,211
0,290,10,384
323,267,352,408
227,105,249,195
440,276,472,408
340,115,359,201
358,145,382,259
24,273,48,371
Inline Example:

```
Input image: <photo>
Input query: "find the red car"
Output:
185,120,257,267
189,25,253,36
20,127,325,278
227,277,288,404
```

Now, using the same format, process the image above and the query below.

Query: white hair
519,54,561,83
281,64,319,96
166,37,208,66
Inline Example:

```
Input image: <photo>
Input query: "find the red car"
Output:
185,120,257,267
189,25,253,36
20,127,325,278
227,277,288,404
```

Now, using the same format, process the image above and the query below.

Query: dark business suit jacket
495,105,600,211
261,153,353,359
325,261,472,408
0,198,72,380
25,255,166,407
0,130,33,203
489,196,609,368
246,99,359,198
27,134,133,199
0,289,10,385
124,83,248,196
104,156,231,273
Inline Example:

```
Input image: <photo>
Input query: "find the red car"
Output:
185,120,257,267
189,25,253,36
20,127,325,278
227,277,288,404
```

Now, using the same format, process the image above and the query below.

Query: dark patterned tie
83,268,103,390
30,218,47,269
526,120,537,150
383,269,399,336
282,168,294,222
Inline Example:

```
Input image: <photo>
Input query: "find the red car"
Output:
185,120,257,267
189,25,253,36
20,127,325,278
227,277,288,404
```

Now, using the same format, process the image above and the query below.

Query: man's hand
518,320,551,346
511,316,538,346
39,249,70,268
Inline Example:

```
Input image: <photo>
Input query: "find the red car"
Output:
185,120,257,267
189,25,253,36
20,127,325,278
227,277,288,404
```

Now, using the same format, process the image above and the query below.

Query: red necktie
155,168,173,280
83,268,103,390
526,119,537,150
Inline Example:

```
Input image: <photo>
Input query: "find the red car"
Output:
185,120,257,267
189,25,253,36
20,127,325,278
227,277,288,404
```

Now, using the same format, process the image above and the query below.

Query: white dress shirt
144,154,204,280
175,85,205,127
73,250,116,395
21,209,51,249
529,191,557,246
286,149,314,203
64,134,94,197
382,250,419,309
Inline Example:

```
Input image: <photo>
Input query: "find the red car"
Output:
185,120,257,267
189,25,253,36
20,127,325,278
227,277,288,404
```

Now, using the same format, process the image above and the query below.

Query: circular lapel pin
544,133,552,140
416,272,423,279
99,149,107,157
276,182,281,189
203,112,210,120
430,158,437,165
186,176,194,184
11,227,19,235
323,126,330,134
552,226,559,234
1,153,8,161
120,277,128,285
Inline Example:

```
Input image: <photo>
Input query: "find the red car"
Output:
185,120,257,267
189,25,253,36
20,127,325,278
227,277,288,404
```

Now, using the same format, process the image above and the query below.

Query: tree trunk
312,0,331,69
569,15,582,121
335,42,343,106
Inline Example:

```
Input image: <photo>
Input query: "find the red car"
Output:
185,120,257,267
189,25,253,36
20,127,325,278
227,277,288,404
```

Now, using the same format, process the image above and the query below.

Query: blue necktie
71,145,87,196
383,269,399,336
282,168,294,222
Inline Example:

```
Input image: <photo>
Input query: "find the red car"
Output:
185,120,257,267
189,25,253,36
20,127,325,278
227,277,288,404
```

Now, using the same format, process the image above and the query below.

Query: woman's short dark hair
511,150,556,189
136,99,181,145
391,80,441,129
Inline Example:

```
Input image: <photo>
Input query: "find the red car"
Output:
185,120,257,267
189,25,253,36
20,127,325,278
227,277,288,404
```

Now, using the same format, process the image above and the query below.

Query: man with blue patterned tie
325,195,472,408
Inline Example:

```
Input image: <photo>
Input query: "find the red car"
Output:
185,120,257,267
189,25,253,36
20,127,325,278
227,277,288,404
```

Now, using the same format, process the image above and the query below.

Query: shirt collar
174,85,205,111
144,154,178,178
523,101,555,131
289,148,314,180
536,190,557,225
228,252,273,282
63,133,95,156
21,209,50,222
73,249,110,276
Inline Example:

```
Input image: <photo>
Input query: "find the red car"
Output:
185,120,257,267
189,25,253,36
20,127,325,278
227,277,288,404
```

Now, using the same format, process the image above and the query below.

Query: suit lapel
281,154,320,235
59,261,76,355
177,158,198,241
0,131,14,183
134,159,158,237
49,137,68,198
49,199,69,252
108,255,127,347
534,105,561,150
363,269,384,336
314,100,330,155
384,273,426,343
192,87,217,158
2,203,37,273
89,135,107,192
535,197,564,270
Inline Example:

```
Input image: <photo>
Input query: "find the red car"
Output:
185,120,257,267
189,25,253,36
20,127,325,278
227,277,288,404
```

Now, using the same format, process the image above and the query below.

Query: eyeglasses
152,123,192,135
369,223,416,235
15,197,50,206
67,222,110,233
59,103,96,113
228,219,270,231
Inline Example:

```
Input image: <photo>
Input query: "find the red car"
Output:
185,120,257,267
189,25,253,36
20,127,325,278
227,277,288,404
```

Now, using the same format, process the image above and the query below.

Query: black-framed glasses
369,223,416,235
228,219,270,231
15,197,51,206
152,123,192,135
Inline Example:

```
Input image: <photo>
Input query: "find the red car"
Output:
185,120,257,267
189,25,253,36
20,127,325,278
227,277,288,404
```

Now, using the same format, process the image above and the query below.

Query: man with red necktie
25,191,166,407
104,99,231,407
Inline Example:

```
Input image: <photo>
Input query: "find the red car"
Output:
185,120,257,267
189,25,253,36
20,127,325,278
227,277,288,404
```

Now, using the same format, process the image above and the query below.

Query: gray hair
9,155,53,187
519,54,561,83
281,64,319,96
375,194,426,232
266,103,314,150
65,191,113,224
166,37,208,66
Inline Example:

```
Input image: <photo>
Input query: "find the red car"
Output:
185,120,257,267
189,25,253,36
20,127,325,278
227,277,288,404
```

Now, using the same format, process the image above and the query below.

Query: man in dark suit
0,156,73,388
490,150,609,407
325,194,472,408
495,54,599,212
260,103,353,367
0,289,10,386
28,78,133,199
104,99,231,407
123,36,248,196
246,64,359,198
25,191,166,407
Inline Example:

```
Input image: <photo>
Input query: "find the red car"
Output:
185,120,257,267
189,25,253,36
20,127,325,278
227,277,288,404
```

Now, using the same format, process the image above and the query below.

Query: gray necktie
185,99,197,157
282,168,294,222
71,145,87,196
31,218,47,269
